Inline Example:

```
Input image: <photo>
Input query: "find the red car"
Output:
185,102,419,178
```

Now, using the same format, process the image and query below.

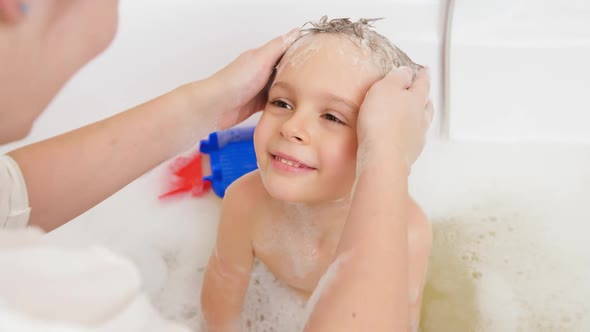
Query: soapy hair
301,16,423,76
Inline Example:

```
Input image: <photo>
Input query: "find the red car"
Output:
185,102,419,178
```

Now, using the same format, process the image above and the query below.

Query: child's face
254,34,382,203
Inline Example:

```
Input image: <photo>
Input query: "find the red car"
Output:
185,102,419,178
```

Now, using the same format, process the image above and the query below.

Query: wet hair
299,16,423,76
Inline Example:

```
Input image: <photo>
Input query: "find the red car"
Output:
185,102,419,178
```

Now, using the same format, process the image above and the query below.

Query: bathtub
2,0,589,331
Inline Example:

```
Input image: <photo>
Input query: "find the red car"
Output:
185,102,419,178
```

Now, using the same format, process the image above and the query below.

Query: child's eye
322,113,345,125
270,100,293,110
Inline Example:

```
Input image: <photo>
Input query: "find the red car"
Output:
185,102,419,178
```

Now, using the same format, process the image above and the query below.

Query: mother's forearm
9,81,216,231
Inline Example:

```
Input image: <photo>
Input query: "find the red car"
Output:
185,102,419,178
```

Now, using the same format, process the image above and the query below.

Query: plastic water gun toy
160,126,257,199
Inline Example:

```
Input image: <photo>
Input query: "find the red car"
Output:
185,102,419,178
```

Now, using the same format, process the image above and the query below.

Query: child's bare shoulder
217,171,268,238
223,170,268,210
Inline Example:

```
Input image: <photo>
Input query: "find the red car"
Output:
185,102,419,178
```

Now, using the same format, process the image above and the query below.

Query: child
201,17,432,332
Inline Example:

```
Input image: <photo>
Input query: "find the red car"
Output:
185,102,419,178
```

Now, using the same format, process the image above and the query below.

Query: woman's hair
300,16,423,76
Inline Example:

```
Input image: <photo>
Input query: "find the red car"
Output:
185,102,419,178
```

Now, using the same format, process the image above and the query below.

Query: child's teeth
278,156,301,167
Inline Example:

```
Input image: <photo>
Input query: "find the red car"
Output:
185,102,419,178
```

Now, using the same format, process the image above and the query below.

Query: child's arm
305,160,412,331
201,179,255,332
304,68,432,332
407,200,432,331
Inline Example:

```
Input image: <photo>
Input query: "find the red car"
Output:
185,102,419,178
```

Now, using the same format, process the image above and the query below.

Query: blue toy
200,126,258,198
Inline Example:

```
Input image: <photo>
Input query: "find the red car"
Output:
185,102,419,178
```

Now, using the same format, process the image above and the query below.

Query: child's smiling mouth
270,153,316,172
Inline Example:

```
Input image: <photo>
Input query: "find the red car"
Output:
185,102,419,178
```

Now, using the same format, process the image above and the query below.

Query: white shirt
0,155,31,229
0,155,188,331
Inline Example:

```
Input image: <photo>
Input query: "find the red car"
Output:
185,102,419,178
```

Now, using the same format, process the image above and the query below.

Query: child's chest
251,218,340,299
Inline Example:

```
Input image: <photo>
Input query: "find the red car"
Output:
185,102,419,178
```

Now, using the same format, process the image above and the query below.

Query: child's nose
280,113,310,144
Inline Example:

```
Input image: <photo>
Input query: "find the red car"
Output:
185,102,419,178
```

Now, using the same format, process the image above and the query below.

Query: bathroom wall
2,0,589,331
447,0,590,143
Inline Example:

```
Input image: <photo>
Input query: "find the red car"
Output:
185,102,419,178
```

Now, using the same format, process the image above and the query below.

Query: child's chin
262,176,352,204
266,186,309,203
260,174,304,201
265,185,348,204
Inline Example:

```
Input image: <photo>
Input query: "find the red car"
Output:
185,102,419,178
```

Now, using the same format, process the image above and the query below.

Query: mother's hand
202,28,301,130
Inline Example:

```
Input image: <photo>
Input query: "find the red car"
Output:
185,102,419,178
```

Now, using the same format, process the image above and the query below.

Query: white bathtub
2,0,589,331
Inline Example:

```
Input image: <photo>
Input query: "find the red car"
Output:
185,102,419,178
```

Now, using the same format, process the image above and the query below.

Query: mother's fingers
256,28,302,63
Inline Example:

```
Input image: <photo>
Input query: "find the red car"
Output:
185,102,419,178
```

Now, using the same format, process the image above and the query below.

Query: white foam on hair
277,34,381,79
276,36,323,76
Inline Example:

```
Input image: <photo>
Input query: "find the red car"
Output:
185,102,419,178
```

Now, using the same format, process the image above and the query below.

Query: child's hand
357,67,433,172
202,28,302,130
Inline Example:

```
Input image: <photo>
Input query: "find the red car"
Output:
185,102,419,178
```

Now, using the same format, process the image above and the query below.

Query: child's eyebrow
323,94,359,113
270,81,292,92
272,81,359,113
